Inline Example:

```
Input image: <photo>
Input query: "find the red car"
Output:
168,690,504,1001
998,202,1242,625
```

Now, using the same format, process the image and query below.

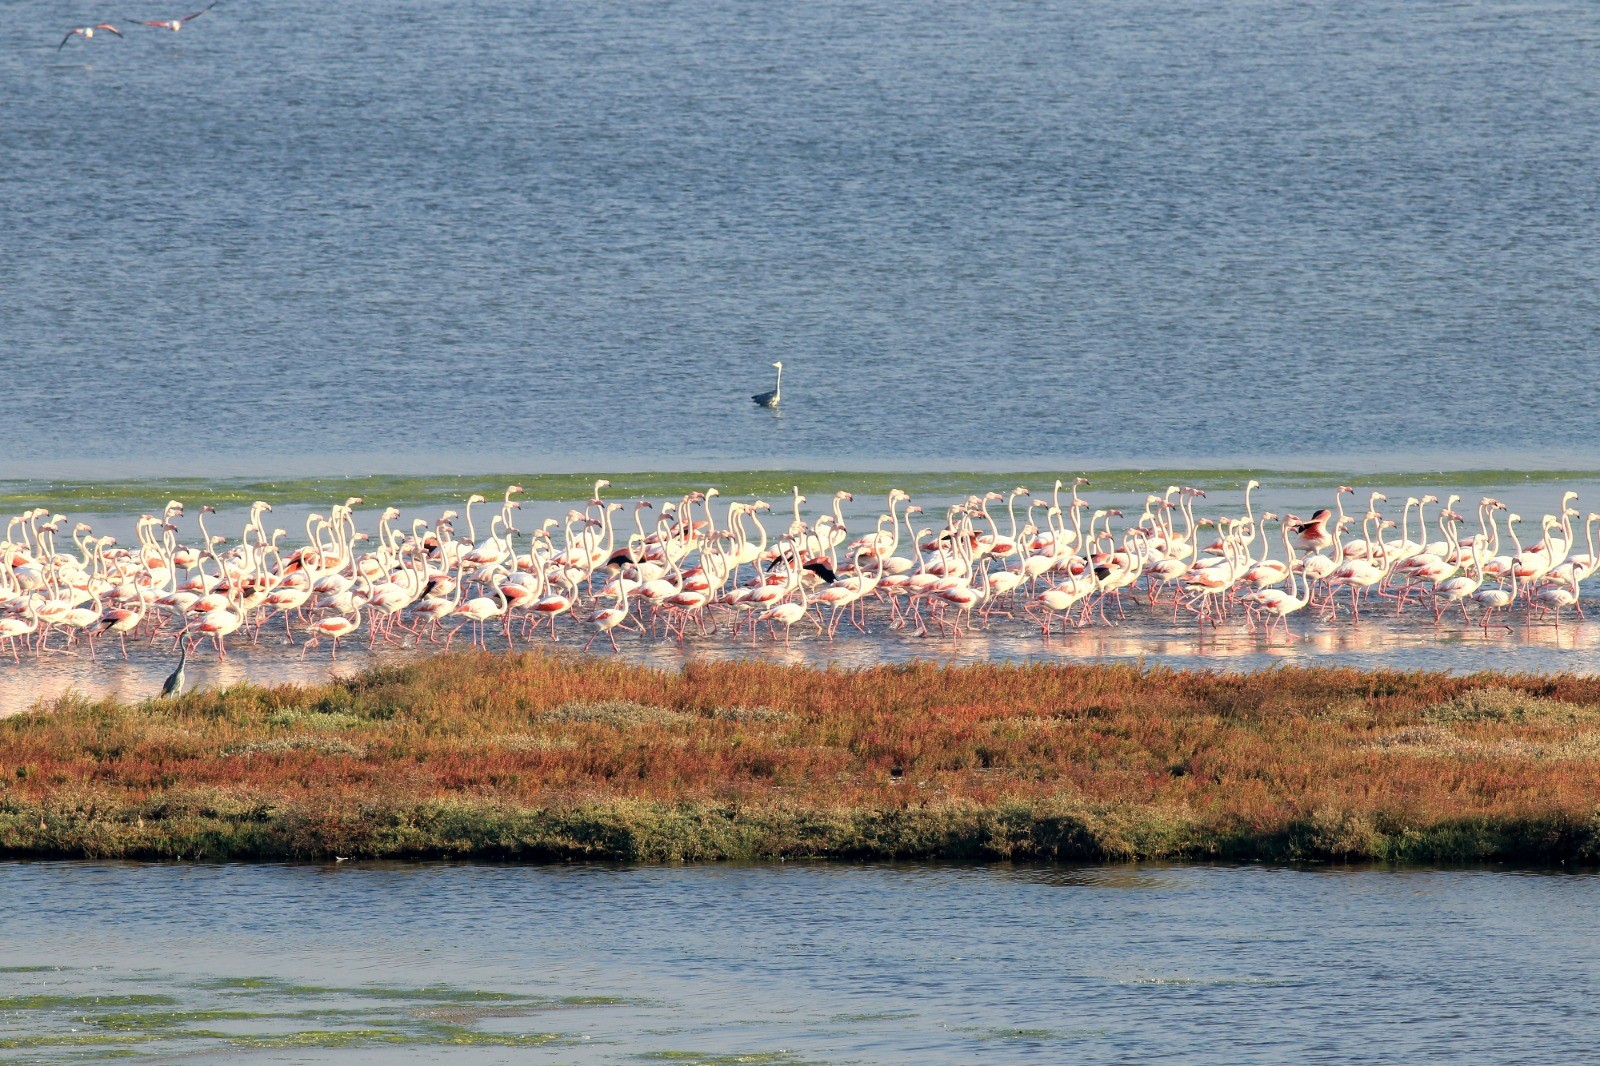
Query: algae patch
0,993,179,1010
639,1053,808,1065
0,976,617,1056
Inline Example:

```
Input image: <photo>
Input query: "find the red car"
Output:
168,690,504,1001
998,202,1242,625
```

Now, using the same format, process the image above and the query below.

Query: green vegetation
5,465,1596,512
0,975,611,1058
638,1053,807,1065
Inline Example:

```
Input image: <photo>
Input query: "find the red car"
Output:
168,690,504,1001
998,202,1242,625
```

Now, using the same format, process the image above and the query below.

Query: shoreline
12,799,1600,868
9,653,1600,867
8,465,1600,511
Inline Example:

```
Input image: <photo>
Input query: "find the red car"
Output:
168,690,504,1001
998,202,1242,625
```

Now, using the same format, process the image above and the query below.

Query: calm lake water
7,5,1597,1049
2,861,1598,1063
5,0,1600,477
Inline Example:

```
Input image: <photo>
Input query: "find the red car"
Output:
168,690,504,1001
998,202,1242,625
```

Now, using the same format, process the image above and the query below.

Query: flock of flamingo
0,479,1595,665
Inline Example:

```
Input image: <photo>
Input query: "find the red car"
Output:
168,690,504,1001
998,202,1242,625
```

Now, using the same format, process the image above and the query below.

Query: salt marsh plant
5,653,1600,864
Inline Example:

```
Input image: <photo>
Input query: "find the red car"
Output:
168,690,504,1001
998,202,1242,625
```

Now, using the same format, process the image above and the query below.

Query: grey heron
160,641,188,699
751,361,782,408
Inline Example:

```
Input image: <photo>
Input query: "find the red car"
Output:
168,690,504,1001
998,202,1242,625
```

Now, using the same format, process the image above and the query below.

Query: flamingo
1328,512,1390,620
582,577,636,652
302,592,366,661
1471,514,1523,632
1430,535,1486,623
1289,509,1335,554
757,549,815,646
136,5,218,33
59,24,122,49
92,603,145,658
1250,517,1310,641
446,582,507,650
1,477,1598,667
0,603,39,663
1532,568,1581,629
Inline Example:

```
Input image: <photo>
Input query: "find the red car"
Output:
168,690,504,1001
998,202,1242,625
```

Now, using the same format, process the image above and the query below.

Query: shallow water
8,592,1599,713
7,476,1598,710
5,0,1600,476
2,860,1598,1063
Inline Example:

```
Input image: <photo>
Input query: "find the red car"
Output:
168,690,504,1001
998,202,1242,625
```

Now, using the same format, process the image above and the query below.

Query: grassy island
7,654,1600,866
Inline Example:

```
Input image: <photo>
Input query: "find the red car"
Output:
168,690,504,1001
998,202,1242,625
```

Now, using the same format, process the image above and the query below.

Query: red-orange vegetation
4,654,1600,863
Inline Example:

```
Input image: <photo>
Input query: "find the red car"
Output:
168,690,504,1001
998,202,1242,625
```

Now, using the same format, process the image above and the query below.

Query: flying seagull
137,3,219,32
752,361,782,408
58,23,122,50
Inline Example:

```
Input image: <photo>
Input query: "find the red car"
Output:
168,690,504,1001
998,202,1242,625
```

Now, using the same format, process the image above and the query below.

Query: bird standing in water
752,361,782,408
161,641,188,698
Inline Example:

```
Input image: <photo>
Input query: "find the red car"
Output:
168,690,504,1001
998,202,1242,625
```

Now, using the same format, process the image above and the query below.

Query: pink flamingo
136,3,217,32
59,24,122,49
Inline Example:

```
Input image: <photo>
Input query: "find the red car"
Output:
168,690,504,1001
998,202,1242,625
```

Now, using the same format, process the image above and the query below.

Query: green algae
0,971,617,1060
639,1054,808,1065
75,1052,144,1061
82,1007,369,1031
975,1026,1070,1040
6,465,1595,513
228,1025,567,1049
830,1010,918,1023
0,994,179,1011
225,1027,412,1048
195,976,534,1002
0,1033,160,1049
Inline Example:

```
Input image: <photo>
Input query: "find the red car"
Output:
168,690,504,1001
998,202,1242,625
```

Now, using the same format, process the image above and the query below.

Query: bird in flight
136,3,219,32
58,23,122,50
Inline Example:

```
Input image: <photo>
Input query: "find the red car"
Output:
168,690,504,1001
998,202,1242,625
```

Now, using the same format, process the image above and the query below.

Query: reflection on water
2,861,1599,1063
5,593,1595,712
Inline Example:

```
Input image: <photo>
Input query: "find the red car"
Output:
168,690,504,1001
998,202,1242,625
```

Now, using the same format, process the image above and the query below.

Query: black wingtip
802,560,837,584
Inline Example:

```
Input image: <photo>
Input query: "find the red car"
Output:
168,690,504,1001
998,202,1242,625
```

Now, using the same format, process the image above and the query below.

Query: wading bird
160,641,187,698
0,480,1591,670
751,361,783,408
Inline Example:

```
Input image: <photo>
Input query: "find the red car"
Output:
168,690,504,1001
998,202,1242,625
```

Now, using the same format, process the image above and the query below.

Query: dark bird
160,641,188,699
137,2,218,32
751,361,783,408
58,23,122,49
801,558,837,585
